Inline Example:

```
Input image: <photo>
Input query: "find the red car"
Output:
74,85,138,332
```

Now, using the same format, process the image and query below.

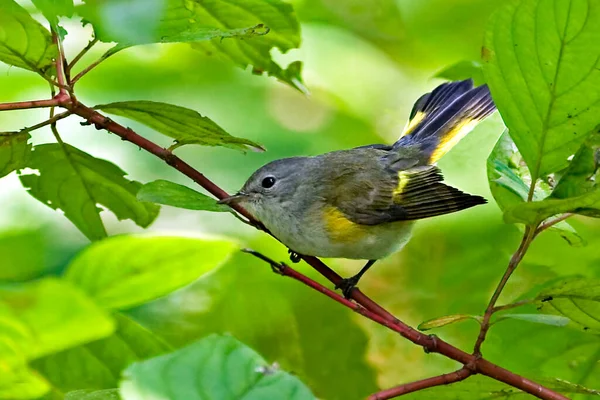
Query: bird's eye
261,176,276,188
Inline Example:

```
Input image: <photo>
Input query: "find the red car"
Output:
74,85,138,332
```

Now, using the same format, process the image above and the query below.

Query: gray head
219,157,312,218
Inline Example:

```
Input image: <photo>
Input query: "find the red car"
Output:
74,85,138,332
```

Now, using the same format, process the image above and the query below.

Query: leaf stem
368,368,473,399
67,38,99,75
71,50,114,86
535,213,574,236
52,29,70,96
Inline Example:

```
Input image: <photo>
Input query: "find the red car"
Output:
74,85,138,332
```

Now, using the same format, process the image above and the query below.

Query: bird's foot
288,249,301,263
335,275,361,299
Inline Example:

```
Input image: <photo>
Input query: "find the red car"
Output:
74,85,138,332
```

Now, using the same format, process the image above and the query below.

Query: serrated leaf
0,365,50,400
434,60,485,86
137,179,230,211
505,132,600,223
495,313,570,327
418,314,480,331
32,313,170,394
536,277,600,333
483,0,600,181
120,334,315,400
0,278,115,360
19,143,160,241
95,101,263,152
31,0,74,25
65,235,237,310
65,389,120,400
402,375,599,399
487,131,585,245
0,0,57,72
0,133,31,179
80,0,304,91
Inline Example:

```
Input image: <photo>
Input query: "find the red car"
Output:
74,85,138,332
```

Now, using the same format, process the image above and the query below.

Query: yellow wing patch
400,111,426,138
429,118,479,163
323,206,368,243
392,171,411,200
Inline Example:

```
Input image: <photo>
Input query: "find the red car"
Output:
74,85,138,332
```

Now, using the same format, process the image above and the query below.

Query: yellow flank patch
429,118,479,163
400,111,426,138
392,171,410,200
323,206,368,243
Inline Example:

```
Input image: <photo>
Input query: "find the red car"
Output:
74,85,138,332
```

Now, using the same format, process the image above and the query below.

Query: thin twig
491,299,536,314
52,29,70,96
473,227,537,355
67,38,99,75
71,51,113,86
536,213,574,236
0,111,71,136
368,368,473,400
0,98,61,111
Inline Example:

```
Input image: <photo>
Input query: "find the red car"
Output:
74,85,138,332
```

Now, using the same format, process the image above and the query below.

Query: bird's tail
393,79,496,163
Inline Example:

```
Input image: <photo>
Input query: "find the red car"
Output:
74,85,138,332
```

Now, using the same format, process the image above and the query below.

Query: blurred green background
1,0,600,399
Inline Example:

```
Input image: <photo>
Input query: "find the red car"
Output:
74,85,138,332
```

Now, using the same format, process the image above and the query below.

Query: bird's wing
332,165,486,225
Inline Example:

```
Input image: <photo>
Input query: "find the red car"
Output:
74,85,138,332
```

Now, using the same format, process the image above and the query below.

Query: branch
51,29,69,96
0,98,60,111
71,50,114,86
67,38,99,75
368,368,473,400
473,227,536,355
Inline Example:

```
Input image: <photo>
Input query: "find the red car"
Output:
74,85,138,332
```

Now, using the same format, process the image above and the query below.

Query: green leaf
0,365,50,400
403,375,599,399
95,101,263,152
434,60,485,86
32,313,170,394
0,133,31,179
65,389,120,400
136,179,230,211
0,0,57,72
19,143,160,241
418,314,480,331
65,235,237,310
120,334,315,400
0,278,115,360
495,313,571,327
31,0,74,25
483,0,600,180
80,0,304,91
536,277,600,333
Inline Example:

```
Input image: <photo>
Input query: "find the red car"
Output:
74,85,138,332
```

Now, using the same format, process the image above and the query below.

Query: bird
220,79,497,297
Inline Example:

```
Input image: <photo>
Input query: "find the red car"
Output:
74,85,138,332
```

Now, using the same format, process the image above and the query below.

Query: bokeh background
1,0,599,398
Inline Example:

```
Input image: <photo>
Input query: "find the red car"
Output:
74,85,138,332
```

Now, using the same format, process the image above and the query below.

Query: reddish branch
0,38,571,400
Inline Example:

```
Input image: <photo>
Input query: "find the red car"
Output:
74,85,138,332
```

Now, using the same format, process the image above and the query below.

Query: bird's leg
335,259,377,298
288,249,302,263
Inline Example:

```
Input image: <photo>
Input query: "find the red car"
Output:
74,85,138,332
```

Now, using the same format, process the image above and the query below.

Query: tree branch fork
0,31,571,400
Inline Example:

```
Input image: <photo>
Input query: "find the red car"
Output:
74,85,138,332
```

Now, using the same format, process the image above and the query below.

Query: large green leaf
0,365,50,400
487,131,584,245
32,313,170,394
80,0,304,91
0,133,31,179
31,0,74,25
120,334,315,400
403,375,599,399
483,0,600,179
65,235,237,310
0,0,57,72
505,132,600,224
137,179,230,211
536,277,600,333
0,278,115,360
95,101,263,152
19,143,160,241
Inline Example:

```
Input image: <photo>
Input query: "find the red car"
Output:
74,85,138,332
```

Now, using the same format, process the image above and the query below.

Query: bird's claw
335,276,360,299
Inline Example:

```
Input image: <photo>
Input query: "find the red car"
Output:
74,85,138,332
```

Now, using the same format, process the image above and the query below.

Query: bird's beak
218,191,249,205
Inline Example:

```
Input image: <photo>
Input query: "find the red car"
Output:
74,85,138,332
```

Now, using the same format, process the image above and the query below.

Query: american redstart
220,79,496,297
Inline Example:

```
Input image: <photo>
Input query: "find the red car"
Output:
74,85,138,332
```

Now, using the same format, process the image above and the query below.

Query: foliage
0,0,600,399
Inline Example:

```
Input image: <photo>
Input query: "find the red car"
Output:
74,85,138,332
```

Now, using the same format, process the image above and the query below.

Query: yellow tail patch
400,111,426,138
429,118,480,163
323,206,368,243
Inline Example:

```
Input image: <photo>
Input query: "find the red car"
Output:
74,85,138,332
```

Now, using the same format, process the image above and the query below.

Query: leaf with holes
32,313,170,394
120,334,315,400
19,143,159,241
80,0,304,91
31,0,74,25
483,0,600,180
0,0,57,73
0,278,115,360
0,133,31,179
65,235,237,310
536,277,600,333
505,131,600,224
487,131,584,245
137,179,230,211
95,101,263,152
